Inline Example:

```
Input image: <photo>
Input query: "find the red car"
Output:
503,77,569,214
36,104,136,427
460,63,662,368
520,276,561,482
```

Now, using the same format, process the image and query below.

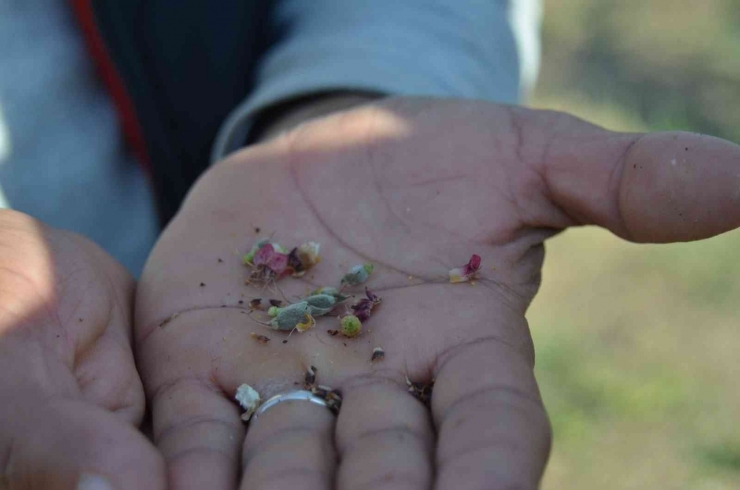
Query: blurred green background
526,0,740,488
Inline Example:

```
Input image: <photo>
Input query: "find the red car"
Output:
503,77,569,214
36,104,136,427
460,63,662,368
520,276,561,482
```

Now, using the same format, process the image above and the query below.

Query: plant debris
327,329,339,336
235,384,261,421
250,332,271,344
330,289,380,338
371,347,385,362
200,282,206,287
295,312,315,333
269,299,283,307
406,376,434,407
449,254,481,283
304,365,317,386
350,288,382,322
302,366,342,414
341,263,374,287
249,298,263,310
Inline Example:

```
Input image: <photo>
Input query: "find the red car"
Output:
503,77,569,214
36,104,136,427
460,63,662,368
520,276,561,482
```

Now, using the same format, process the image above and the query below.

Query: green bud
301,294,341,317
269,301,310,331
267,306,280,317
340,314,362,338
310,287,350,302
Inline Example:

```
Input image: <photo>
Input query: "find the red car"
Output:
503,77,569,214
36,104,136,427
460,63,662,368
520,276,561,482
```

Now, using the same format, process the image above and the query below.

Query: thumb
524,108,740,242
3,397,165,490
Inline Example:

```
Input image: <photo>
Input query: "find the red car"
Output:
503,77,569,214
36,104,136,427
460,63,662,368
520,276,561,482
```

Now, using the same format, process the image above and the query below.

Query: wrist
249,91,383,144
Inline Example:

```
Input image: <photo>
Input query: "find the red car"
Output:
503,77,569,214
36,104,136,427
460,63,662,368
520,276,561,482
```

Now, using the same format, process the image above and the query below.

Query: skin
1,97,738,489
0,210,166,489
131,97,740,490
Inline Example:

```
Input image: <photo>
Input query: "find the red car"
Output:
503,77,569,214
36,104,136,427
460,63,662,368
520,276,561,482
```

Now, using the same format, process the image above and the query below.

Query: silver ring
253,390,330,420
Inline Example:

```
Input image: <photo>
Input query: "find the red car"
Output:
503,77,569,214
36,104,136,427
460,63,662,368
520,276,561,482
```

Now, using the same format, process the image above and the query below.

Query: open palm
135,98,740,490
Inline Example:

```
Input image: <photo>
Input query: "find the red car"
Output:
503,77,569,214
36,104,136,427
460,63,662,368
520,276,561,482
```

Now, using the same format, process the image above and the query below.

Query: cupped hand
0,210,165,489
135,98,740,490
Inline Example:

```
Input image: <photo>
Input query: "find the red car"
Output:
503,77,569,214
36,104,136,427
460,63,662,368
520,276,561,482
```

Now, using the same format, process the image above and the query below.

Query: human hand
0,210,165,489
135,98,740,489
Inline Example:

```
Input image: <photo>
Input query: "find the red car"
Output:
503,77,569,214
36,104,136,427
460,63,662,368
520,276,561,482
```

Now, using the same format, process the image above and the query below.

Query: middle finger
335,373,435,490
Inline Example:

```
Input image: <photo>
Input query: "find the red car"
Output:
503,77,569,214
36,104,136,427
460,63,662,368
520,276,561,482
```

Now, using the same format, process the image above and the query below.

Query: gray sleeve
211,0,542,162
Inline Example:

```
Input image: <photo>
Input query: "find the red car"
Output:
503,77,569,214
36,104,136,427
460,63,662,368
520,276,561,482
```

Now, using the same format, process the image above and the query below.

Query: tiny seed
371,347,385,362
305,366,317,386
250,333,271,344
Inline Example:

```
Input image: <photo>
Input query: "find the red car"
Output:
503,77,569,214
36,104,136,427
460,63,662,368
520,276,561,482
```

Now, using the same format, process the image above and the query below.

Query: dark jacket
71,0,272,225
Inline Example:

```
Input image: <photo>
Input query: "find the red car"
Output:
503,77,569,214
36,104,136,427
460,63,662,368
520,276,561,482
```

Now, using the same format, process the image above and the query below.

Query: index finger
431,321,552,489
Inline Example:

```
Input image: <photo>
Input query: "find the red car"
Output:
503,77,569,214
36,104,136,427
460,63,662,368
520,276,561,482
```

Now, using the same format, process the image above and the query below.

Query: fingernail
77,473,115,490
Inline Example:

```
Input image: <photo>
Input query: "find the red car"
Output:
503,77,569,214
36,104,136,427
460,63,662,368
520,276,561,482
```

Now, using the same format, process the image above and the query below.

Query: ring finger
240,392,338,490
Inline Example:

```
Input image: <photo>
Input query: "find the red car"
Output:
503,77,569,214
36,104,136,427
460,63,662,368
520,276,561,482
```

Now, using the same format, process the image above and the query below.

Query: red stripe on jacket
68,0,152,175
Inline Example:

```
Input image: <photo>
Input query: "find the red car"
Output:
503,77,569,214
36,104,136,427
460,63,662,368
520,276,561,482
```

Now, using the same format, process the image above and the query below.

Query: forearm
211,0,539,161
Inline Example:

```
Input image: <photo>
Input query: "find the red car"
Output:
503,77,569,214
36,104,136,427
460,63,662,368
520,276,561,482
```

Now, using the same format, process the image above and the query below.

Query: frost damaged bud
449,254,482,283
302,293,340,317
310,286,350,302
287,242,321,277
244,240,291,284
268,301,313,331
351,288,381,322
341,263,374,287
243,238,270,265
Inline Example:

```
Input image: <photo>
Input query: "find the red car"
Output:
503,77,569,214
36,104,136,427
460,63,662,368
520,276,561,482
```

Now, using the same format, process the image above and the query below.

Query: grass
524,1,740,484
526,227,740,489
527,4,740,485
